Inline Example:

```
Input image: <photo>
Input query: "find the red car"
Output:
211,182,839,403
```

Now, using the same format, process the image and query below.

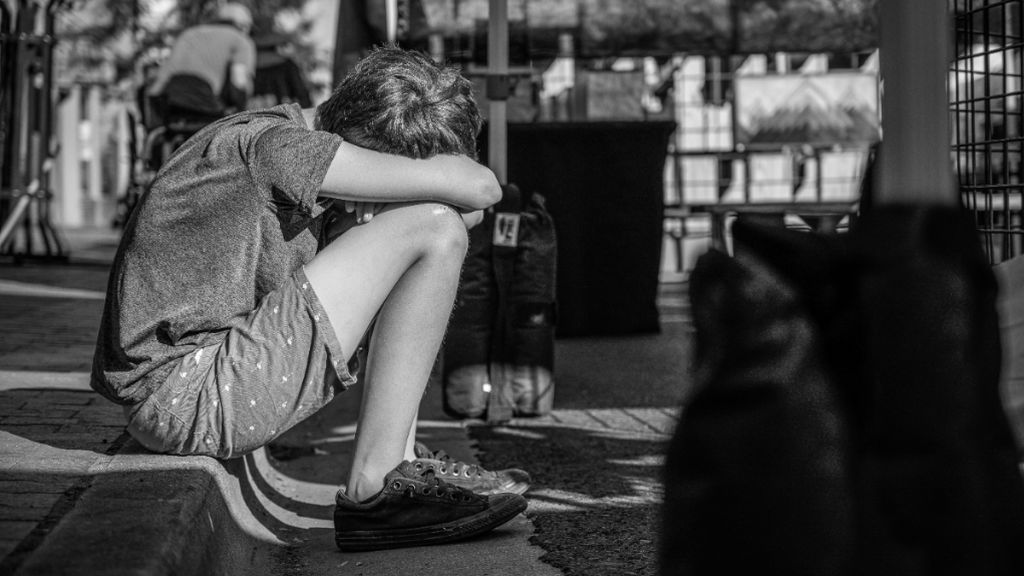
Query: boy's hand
461,210,484,230
345,201,384,224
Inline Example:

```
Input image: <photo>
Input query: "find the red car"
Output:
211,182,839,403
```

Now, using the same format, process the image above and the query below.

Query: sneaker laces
410,468,478,503
415,446,484,478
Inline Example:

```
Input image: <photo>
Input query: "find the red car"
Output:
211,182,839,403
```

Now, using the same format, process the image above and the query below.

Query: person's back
151,3,256,125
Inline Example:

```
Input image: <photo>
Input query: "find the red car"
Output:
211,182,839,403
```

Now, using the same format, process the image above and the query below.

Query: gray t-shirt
92,104,342,405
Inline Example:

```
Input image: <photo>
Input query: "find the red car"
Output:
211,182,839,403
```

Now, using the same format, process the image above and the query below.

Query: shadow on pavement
471,423,668,576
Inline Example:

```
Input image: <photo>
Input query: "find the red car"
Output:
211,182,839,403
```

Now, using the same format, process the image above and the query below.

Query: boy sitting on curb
92,45,530,552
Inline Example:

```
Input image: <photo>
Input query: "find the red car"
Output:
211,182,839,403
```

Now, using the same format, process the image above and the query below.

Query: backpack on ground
443,184,557,423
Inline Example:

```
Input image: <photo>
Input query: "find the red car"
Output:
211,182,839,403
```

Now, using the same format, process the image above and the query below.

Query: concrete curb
3,370,558,576
1,370,278,576
16,444,276,576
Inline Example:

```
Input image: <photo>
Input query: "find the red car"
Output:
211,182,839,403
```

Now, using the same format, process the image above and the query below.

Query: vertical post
775,52,789,74
488,0,508,184
56,83,82,227
86,84,103,221
9,6,28,205
428,33,444,63
385,0,398,43
114,101,129,200
332,0,373,84
41,0,57,182
874,0,956,205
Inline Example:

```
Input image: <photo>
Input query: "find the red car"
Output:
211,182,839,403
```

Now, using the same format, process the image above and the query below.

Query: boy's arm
319,141,501,211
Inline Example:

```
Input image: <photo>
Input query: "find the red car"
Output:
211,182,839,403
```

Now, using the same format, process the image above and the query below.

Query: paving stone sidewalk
0,385,127,568
0,238,126,572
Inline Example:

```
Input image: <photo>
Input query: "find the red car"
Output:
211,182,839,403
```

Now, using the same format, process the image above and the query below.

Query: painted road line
0,280,105,300
0,371,91,391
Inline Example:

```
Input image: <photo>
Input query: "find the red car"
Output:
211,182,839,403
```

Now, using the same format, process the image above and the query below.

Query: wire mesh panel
952,0,1024,263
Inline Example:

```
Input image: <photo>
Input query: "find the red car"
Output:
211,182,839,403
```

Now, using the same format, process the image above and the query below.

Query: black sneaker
412,441,532,495
334,460,527,552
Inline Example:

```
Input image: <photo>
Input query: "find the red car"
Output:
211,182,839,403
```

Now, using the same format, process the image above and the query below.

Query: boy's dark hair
316,45,482,160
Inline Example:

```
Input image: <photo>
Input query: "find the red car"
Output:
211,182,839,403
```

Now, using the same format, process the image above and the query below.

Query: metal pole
40,0,67,257
56,83,82,226
488,0,508,184
0,184,33,249
1,0,31,252
874,0,957,205
385,0,397,43
86,84,103,208
0,2,10,208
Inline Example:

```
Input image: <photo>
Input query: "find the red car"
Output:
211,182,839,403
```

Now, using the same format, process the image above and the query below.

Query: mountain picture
735,72,881,148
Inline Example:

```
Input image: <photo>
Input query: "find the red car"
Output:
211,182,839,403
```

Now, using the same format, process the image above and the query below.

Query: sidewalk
0,227,688,576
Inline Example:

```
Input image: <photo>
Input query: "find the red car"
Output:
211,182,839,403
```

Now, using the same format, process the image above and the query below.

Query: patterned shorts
124,267,360,459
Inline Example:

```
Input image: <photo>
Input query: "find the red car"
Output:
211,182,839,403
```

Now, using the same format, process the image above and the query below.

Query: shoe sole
335,495,527,552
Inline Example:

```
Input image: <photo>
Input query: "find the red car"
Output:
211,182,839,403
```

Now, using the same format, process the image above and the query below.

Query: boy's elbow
473,173,502,210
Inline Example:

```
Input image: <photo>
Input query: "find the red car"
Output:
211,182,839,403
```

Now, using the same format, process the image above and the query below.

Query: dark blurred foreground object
443,184,557,423
663,2,1024,573
661,207,1024,576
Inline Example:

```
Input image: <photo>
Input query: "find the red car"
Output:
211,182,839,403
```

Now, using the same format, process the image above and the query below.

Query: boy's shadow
219,378,471,545
1,382,500,550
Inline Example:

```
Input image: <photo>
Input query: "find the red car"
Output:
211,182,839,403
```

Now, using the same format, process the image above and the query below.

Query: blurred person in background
149,2,256,127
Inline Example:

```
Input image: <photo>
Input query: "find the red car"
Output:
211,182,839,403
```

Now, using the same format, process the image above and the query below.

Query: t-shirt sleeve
250,123,342,216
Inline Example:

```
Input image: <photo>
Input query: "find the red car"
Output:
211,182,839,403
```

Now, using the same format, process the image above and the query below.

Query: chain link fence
952,0,1024,263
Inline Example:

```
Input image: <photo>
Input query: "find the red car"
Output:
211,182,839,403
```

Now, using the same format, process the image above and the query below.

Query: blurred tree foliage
413,0,878,57
172,0,306,38
580,0,733,55
54,0,145,82
53,0,879,85
737,0,879,53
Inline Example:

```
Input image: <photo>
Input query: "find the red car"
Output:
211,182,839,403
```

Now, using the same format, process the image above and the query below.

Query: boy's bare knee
418,203,469,257
318,201,468,263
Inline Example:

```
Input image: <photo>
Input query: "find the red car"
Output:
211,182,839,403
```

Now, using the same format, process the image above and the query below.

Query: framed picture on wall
734,72,881,150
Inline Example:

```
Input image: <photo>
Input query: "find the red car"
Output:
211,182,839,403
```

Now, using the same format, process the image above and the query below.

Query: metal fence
659,52,874,277
952,0,1024,263
0,0,68,262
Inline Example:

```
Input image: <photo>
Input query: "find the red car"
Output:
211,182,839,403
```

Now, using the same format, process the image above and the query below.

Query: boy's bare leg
404,415,418,460
304,202,467,502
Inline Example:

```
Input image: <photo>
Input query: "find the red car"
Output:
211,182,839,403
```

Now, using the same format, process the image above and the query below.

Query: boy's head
316,45,482,160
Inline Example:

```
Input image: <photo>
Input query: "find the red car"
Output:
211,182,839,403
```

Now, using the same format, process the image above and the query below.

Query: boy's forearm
319,142,501,211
